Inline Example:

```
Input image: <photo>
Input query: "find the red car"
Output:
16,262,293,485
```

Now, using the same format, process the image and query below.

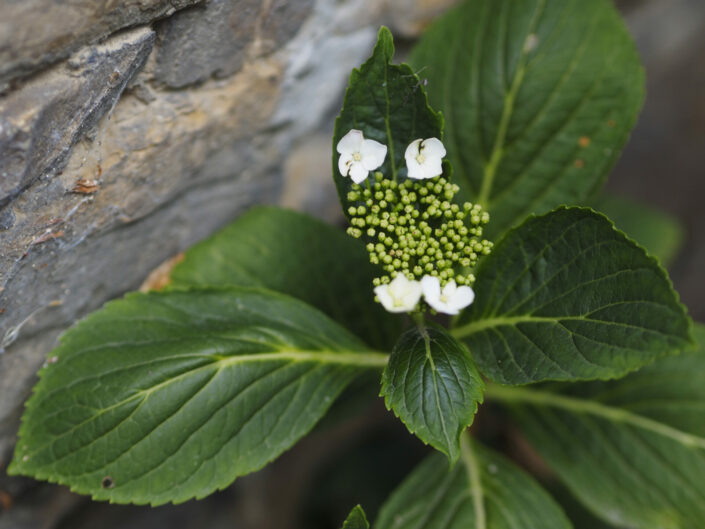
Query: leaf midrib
18,350,388,463
460,434,487,529
452,313,680,340
485,384,705,450
421,327,454,455
477,0,546,207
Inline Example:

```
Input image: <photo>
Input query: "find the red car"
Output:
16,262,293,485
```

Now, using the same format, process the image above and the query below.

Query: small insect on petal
405,138,446,180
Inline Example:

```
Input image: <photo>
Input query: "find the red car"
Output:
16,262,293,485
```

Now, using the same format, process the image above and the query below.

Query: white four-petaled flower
421,275,475,315
337,129,387,184
405,137,446,180
375,274,423,313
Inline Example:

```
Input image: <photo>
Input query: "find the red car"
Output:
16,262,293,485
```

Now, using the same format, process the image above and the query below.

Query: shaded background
608,0,705,322
1,0,703,528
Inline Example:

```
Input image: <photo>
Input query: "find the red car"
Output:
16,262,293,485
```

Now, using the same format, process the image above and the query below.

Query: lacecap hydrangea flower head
337,130,492,315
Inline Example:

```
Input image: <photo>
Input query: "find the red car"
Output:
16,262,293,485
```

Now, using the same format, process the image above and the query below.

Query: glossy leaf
591,194,684,267
410,0,645,237
453,207,692,384
341,505,370,529
381,325,484,462
332,26,443,218
490,324,705,529
375,436,572,529
9,288,388,505
169,206,401,350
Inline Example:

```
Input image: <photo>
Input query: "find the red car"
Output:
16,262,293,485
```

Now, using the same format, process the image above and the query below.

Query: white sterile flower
374,274,423,313
337,129,387,184
405,137,446,179
421,275,475,315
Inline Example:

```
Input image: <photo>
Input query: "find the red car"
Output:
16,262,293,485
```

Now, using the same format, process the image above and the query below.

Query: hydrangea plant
9,1,704,528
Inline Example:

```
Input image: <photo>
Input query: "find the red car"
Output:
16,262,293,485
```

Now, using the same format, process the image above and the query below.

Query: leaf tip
374,26,395,59
341,504,370,529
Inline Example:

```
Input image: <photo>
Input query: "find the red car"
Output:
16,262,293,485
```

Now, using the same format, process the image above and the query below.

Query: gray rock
154,0,260,88
0,0,201,88
0,27,156,208
260,0,316,53
153,0,313,89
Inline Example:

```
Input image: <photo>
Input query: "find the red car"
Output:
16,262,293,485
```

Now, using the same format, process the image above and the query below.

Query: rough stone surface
0,0,201,88
260,0,317,52
153,0,261,88
153,0,315,89
0,27,156,208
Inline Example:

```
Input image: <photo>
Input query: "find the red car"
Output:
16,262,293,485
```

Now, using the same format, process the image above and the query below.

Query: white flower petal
338,152,353,177
360,139,387,171
420,137,446,159
337,129,364,154
422,277,471,315
404,137,445,180
374,284,397,312
349,162,369,184
405,138,422,160
424,159,444,179
441,281,458,297
406,157,425,179
421,275,441,300
389,275,423,308
422,275,453,313
425,296,454,314
450,285,475,312
376,275,422,313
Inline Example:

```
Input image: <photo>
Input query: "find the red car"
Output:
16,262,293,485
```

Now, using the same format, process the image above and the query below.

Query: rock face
0,0,201,89
153,0,260,88
0,28,156,207
0,0,454,525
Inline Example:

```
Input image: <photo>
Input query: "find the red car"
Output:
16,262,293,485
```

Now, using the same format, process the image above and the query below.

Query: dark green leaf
453,207,692,384
381,325,484,462
375,436,572,529
9,288,388,505
591,194,684,267
410,0,645,237
333,26,443,218
341,505,370,529
169,206,401,350
488,324,705,529
549,485,617,529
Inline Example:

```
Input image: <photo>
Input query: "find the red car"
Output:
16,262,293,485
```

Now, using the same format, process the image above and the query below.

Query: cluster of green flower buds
346,173,492,288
